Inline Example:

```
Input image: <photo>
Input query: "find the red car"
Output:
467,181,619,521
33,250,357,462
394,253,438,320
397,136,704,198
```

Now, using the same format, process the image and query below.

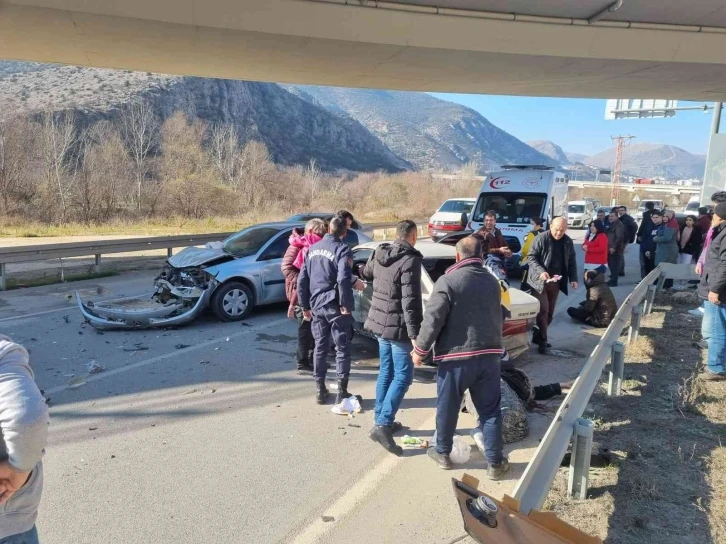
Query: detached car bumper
76,288,214,330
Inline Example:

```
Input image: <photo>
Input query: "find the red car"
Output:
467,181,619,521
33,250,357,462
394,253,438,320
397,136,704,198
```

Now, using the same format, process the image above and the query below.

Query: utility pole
610,135,636,205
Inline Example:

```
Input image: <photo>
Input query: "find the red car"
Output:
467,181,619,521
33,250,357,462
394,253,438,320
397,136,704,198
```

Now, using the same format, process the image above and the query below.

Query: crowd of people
4,197,725,543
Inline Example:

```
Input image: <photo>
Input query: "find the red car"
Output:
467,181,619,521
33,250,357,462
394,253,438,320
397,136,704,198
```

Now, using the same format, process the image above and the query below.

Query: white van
567,200,594,229
468,166,569,272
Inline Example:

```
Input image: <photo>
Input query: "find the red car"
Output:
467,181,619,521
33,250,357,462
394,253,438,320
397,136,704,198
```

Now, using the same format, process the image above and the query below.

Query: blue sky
430,93,714,157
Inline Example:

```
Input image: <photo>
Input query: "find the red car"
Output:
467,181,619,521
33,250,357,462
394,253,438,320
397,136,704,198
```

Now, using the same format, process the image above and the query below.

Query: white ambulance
468,165,569,273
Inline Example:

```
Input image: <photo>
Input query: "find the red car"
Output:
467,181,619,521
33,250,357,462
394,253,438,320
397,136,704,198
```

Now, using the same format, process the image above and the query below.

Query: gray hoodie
0,336,49,539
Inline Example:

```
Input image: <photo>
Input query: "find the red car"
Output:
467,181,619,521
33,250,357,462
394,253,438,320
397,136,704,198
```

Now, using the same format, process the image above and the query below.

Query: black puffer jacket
698,222,726,301
361,241,423,341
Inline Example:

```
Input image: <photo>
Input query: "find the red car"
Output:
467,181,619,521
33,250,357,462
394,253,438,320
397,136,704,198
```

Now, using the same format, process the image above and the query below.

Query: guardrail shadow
583,291,724,543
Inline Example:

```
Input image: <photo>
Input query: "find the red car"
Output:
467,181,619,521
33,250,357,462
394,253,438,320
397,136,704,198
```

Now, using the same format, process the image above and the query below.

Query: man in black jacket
527,217,579,354
617,206,638,277
411,236,509,480
637,201,656,279
697,202,726,380
361,220,423,455
566,270,617,327
607,211,626,286
298,216,356,404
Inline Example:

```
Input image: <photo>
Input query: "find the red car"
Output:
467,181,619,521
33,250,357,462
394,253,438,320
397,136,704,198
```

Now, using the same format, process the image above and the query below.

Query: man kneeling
566,270,617,328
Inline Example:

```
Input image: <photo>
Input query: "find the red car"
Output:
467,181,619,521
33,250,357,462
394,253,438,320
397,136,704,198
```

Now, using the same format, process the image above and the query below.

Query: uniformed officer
298,215,357,404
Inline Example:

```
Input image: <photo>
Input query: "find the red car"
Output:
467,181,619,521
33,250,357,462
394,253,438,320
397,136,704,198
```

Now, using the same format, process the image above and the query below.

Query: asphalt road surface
0,229,645,543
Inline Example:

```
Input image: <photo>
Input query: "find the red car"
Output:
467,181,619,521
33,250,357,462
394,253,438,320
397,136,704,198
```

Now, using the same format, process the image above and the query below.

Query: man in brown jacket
606,210,625,287
566,271,617,328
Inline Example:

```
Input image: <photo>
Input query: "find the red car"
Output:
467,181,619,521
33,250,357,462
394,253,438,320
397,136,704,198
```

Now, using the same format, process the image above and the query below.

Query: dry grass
544,290,726,544
0,216,251,238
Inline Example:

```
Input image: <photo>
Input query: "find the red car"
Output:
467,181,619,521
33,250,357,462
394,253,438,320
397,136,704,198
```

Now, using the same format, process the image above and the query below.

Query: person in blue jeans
360,220,423,455
412,236,509,480
697,202,726,380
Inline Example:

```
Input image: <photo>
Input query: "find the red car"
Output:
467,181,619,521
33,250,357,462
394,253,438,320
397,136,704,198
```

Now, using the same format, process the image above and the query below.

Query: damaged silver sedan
77,222,372,330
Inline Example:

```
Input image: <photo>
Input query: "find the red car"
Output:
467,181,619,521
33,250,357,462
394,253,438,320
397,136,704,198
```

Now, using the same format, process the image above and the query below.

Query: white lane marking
0,294,150,323
291,413,437,544
43,317,289,395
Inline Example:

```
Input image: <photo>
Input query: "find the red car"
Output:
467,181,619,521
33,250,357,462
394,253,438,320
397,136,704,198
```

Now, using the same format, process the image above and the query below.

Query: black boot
336,378,352,404
369,425,403,456
297,360,313,375
316,381,329,405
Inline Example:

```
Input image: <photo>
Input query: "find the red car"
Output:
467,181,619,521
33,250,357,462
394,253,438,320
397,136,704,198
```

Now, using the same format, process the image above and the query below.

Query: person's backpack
501,367,535,406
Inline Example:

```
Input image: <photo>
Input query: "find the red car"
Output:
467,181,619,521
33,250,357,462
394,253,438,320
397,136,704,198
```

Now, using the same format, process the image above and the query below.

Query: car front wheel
211,281,254,321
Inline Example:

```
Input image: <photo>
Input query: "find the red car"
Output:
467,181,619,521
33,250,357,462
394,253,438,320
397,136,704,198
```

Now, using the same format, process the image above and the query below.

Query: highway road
0,229,643,543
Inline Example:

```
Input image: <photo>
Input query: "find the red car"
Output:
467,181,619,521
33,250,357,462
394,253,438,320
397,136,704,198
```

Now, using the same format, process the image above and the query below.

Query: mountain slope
527,140,570,165
287,86,557,171
566,152,588,164
585,143,705,179
0,61,409,172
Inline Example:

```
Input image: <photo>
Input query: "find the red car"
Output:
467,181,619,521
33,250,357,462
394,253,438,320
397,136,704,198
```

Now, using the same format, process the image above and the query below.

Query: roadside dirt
544,290,726,544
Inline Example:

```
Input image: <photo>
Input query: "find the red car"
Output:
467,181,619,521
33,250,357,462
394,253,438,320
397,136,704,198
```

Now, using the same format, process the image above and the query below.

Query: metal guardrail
511,265,667,514
0,221,410,290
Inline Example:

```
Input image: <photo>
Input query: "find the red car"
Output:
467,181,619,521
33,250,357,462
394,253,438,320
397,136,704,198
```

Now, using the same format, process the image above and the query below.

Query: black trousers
567,306,592,325
608,253,623,285
533,282,560,342
640,249,655,279
295,309,315,368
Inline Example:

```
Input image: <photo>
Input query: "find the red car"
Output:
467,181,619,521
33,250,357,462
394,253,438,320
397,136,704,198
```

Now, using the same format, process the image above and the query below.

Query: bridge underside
2,0,726,99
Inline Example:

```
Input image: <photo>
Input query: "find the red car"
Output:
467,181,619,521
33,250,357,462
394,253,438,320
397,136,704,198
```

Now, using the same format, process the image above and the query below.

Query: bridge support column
0,263,6,291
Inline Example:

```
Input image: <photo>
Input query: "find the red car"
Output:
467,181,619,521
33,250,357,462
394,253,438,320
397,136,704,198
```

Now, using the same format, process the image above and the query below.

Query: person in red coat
581,219,609,274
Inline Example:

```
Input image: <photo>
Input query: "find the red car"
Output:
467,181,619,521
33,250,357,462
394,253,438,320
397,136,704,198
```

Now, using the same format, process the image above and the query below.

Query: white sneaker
689,307,705,317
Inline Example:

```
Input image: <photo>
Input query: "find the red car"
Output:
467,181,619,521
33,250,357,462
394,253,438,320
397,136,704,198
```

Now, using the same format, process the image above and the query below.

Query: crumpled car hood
168,247,232,268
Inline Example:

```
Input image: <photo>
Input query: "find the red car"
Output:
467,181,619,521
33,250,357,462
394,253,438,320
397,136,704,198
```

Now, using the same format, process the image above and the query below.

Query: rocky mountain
0,61,409,173
527,140,570,165
585,143,705,180
286,86,557,171
565,151,588,164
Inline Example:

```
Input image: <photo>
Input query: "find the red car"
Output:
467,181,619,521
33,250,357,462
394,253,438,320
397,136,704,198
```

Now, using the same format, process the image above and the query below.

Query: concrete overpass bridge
2,0,726,100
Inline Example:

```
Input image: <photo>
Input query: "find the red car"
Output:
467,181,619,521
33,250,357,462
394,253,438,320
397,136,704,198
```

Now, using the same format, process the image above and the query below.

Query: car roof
355,239,456,259
444,198,477,202
248,221,303,229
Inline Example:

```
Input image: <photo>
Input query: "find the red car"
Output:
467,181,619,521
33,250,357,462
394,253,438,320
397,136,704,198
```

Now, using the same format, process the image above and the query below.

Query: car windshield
222,227,282,258
686,202,700,211
472,192,546,224
568,204,585,213
439,200,474,213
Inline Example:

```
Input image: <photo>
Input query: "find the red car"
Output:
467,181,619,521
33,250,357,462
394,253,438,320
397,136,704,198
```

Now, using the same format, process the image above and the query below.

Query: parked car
427,198,476,240
77,221,372,329
286,212,374,240
350,240,539,359
567,200,594,229
635,200,664,221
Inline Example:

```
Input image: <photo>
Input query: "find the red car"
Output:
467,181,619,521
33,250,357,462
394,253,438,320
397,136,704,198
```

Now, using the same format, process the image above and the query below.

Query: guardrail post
628,305,642,344
94,254,101,274
568,418,594,500
167,247,173,258
0,263,6,291
608,341,625,396
644,284,657,315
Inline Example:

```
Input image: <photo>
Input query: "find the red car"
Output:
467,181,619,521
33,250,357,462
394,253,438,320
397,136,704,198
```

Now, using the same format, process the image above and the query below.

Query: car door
350,248,373,326
257,229,292,303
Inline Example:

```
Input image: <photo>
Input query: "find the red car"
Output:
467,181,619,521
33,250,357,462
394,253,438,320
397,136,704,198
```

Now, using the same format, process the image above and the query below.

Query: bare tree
209,124,241,189
39,111,78,223
0,118,38,214
238,140,275,213
305,158,322,207
77,122,131,223
119,100,158,211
